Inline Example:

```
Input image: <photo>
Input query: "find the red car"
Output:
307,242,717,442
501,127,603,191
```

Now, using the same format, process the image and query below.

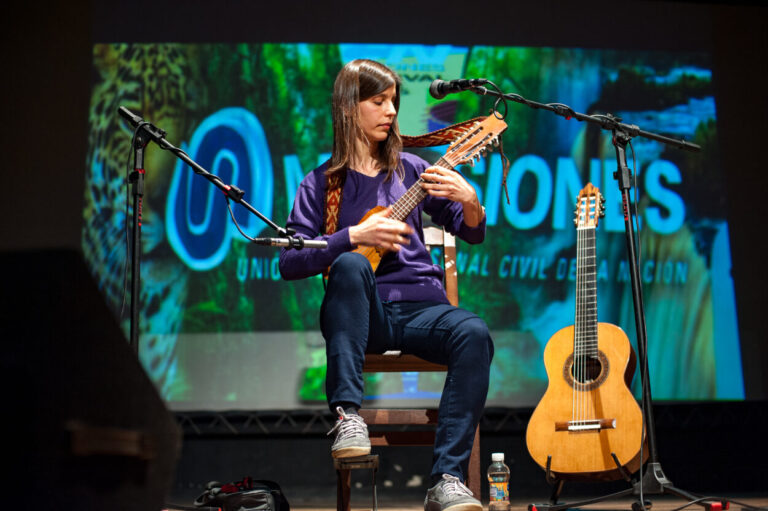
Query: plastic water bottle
488,452,511,511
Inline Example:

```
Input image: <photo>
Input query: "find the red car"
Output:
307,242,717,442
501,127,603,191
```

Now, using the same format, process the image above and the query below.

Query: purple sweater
278,152,486,303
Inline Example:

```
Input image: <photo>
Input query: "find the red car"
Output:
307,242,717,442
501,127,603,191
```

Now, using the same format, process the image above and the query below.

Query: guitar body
526,322,647,481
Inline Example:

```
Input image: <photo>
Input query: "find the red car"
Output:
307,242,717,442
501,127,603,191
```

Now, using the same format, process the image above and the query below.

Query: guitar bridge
555,418,616,432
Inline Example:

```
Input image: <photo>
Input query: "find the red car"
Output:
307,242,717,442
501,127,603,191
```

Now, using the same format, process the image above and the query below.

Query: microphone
117,106,167,143
252,237,328,249
429,78,489,100
118,106,144,127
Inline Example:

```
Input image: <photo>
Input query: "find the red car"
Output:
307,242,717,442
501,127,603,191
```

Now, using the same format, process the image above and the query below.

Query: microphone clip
429,78,489,100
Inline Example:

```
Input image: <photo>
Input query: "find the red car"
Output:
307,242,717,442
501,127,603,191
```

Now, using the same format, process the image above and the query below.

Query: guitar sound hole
571,356,602,384
563,351,609,390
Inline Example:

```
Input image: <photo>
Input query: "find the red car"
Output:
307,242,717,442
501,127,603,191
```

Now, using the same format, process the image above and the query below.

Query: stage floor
168,494,768,511
290,495,768,511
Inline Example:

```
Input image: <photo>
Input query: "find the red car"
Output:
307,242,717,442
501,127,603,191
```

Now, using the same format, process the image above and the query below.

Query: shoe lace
327,406,367,440
441,474,474,497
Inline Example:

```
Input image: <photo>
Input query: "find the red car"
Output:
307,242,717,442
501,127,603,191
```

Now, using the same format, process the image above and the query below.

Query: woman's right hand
348,207,414,251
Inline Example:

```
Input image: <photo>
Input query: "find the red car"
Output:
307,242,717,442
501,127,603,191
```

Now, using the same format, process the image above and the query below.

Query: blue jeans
320,252,494,482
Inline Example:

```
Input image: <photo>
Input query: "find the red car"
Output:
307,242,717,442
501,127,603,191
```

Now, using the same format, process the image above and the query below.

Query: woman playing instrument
279,59,493,511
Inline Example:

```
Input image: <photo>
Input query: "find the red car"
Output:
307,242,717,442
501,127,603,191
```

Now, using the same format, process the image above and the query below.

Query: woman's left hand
420,165,485,227
420,165,477,205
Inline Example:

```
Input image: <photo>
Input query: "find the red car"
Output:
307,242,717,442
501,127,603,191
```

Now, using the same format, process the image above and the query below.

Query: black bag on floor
193,477,289,511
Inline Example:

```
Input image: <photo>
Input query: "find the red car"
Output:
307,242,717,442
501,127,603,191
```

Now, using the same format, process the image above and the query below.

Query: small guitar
525,183,647,481
351,115,507,273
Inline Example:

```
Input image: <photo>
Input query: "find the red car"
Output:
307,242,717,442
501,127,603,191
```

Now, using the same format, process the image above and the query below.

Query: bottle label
489,481,509,501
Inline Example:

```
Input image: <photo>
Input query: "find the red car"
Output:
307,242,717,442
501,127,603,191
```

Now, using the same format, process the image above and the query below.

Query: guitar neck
575,225,598,357
389,156,453,222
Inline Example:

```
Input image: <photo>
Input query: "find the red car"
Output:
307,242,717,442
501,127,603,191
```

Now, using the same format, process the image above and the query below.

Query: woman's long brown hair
326,59,403,181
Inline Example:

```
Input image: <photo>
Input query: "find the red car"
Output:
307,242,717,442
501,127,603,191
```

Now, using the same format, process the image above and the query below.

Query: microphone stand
126,118,150,357
118,107,326,356
466,88,726,511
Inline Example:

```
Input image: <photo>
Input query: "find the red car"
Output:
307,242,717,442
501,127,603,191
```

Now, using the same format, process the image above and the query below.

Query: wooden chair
335,226,482,511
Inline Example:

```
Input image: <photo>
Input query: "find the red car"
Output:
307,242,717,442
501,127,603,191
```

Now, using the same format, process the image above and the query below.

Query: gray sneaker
425,474,482,511
327,406,371,458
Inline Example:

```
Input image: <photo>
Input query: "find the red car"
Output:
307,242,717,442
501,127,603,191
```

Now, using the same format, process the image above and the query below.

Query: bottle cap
492,452,504,462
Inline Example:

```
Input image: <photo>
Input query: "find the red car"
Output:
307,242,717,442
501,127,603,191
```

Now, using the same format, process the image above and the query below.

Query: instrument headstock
442,115,507,168
574,183,605,229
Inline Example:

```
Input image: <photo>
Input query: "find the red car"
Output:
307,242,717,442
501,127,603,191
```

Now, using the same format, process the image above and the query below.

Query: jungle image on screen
83,43,742,411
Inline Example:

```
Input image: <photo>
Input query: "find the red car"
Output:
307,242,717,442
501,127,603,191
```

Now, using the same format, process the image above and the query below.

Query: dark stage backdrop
83,42,742,410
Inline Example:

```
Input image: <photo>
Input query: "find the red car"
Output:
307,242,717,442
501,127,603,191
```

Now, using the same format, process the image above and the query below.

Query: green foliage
182,239,255,333
299,365,327,401
660,118,721,220
458,47,544,156
595,67,712,113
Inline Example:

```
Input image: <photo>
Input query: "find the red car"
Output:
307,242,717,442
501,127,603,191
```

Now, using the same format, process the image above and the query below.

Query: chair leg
337,468,351,511
371,465,378,511
466,424,482,497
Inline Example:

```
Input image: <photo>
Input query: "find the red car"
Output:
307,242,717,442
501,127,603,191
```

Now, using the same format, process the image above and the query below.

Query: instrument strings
573,197,597,428
390,155,455,221
574,204,583,426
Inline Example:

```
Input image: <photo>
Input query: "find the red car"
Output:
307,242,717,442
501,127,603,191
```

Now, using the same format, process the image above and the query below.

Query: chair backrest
423,226,458,307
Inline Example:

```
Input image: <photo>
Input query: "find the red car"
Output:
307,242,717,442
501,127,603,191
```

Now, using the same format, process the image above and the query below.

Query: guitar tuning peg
468,159,475,167
573,217,579,226
493,137,499,147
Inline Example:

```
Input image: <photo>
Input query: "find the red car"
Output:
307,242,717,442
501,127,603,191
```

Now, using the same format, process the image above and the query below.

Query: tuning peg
573,217,579,226
493,138,499,147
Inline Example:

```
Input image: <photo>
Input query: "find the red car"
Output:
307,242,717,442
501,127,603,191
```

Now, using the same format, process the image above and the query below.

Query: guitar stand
531,462,730,511
533,453,636,511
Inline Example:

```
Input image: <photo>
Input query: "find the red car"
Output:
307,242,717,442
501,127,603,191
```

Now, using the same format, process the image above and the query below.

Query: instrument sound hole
571,356,602,383
563,351,609,391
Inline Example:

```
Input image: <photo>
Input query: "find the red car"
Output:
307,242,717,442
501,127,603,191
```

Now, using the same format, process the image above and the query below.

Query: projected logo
165,108,274,270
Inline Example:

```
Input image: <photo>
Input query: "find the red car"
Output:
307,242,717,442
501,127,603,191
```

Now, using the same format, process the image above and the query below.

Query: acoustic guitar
525,183,647,481
351,115,507,273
